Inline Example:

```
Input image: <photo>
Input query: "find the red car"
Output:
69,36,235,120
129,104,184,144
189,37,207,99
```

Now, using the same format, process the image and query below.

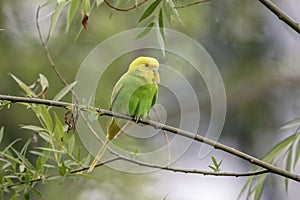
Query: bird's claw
133,116,140,123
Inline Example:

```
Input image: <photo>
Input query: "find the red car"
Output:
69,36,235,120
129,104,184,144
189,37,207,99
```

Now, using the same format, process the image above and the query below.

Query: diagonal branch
1,94,299,182
258,0,300,34
103,0,149,11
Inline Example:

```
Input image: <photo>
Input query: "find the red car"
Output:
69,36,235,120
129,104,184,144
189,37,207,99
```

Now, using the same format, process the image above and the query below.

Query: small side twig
103,0,148,12
258,0,300,34
174,0,211,9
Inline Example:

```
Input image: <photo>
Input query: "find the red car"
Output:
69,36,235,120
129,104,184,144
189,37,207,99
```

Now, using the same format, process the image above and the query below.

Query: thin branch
1,94,300,182
2,154,268,190
103,0,148,12
258,0,300,34
36,6,72,87
5,158,120,189
117,155,269,177
174,0,211,9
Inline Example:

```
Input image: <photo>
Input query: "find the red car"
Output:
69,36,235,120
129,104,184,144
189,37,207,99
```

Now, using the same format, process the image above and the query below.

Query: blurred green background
1,0,300,199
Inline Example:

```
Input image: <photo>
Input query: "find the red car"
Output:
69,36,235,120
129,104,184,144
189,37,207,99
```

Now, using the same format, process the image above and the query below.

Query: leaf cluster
0,74,86,200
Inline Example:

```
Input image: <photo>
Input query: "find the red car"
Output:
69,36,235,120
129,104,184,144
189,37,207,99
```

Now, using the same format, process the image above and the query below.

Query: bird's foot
133,116,140,123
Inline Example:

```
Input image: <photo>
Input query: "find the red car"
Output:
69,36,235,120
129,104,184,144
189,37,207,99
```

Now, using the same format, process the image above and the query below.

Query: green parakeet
88,56,160,172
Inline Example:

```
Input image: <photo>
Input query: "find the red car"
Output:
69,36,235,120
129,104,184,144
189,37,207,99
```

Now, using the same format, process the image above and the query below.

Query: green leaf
96,0,104,6
9,193,19,200
41,0,57,8
2,138,22,154
40,105,53,132
0,127,4,145
208,165,216,171
238,176,254,199
59,161,66,176
68,134,75,153
81,0,91,15
49,1,67,36
39,73,49,93
25,170,30,186
20,125,45,132
293,136,300,169
36,156,42,171
285,145,293,192
31,187,43,198
136,22,155,39
54,113,65,143
67,0,80,32
24,187,30,200
77,147,81,160
11,147,35,170
158,8,165,40
53,81,78,101
280,118,300,130
254,175,267,200
211,156,218,166
138,0,161,22
262,133,296,163
10,74,35,96
36,147,64,153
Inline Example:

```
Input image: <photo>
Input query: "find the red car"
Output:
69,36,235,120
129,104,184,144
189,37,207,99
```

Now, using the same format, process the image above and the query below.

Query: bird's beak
152,67,159,72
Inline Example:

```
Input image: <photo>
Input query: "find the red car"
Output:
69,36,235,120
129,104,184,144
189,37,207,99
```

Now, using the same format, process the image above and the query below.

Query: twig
5,158,120,189
1,94,300,182
258,0,300,34
36,6,72,87
103,0,148,11
118,156,269,177
174,0,211,9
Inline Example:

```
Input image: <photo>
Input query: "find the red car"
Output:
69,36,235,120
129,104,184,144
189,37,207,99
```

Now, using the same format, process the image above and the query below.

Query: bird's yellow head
128,56,160,83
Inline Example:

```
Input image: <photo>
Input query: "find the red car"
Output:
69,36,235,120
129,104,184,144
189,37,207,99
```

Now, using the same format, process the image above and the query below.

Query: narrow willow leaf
158,8,165,40
211,156,218,167
31,187,43,198
67,0,81,32
49,1,67,36
162,0,173,25
41,0,57,8
36,147,64,153
138,0,161,22
0,127,4,145
293,136,300,169
81,0,91,15
68,134,75,153
20,138,32,155
25,170,30,186
280,118,300,130
54,113,65,144
10,74,35,96
208,165,216,171
285,145,293,193
36,156,42,171
11,147,35,170
96,0,104,6
39,74,49,92
238,176,254,199
156,25,165,57
20,125,45,132
40,105,53,132
2,138,22,154
262,133,296,163
24,186,30,200
53,81,78,101
136,22,155,39
59,161,67,176
254,175,267,200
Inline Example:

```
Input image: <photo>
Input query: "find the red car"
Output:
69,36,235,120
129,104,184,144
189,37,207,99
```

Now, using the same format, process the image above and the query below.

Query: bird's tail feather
88,138,110,173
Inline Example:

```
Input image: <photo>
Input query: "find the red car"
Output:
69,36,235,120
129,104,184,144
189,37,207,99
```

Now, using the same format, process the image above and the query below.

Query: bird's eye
145,63,149,67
